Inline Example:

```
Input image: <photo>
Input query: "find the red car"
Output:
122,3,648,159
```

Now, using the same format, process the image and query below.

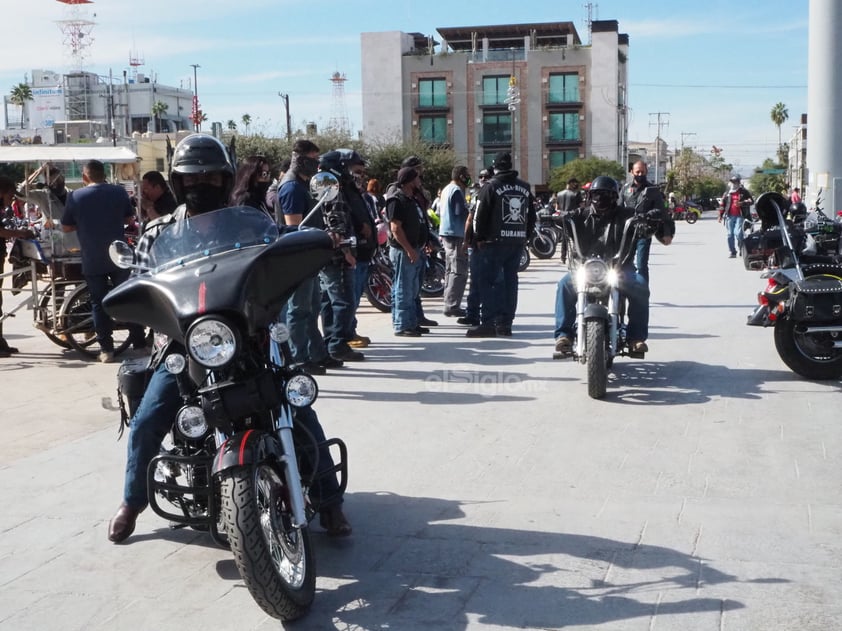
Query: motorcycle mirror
309,171,340,203
109,240,137,269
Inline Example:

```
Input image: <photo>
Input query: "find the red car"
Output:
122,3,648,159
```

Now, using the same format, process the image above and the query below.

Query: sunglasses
259,170,271,177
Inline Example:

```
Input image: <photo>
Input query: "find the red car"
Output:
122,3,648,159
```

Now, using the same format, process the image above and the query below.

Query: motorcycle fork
274,406,309,529
575,290,587,363
608,289,620,356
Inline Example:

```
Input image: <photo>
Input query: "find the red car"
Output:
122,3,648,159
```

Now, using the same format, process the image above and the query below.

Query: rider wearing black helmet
107,134,352,543
553,174,659,357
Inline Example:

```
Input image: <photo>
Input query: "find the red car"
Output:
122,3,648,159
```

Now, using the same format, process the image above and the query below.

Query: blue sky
2,0,808,175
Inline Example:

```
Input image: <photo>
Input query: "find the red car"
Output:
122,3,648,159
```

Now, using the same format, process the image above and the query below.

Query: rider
553,176,660,357
107,134,350,543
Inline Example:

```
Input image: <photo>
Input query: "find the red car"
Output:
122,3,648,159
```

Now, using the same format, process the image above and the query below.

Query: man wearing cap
386,167,429,336
718,176,753,258
468,152,535,337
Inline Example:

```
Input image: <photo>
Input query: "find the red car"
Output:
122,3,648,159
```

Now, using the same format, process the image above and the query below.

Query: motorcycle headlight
582,260,609,285
285,373,319,408
186,318,237,368
164,353,187,374
175,405,209,439
270,322,290,343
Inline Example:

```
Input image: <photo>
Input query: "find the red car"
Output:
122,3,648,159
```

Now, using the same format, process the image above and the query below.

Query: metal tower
328,71,350,136
56,0,96,71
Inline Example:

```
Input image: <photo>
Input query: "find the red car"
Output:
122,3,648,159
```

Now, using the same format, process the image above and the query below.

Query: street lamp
190,63,201,132
278,92,291,140
504,48,521,171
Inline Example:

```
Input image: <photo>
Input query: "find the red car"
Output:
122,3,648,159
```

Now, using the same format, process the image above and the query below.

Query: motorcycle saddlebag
742,228,784,270
789,275,842,321
117,356,153,420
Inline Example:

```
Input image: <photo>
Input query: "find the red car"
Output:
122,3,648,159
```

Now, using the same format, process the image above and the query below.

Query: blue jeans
724,214,744,255
474,242,522,326
319,262,355,356
351,260,370,334
86,270,146,352
634,237,652,283
286,275,327,365
465,247,481,320
554,265,650,342
389,246,422,332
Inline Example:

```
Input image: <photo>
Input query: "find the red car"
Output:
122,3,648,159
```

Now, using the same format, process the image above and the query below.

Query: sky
1,0,809,176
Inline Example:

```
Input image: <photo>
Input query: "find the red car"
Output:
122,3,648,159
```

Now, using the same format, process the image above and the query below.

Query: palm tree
770,102,789,150
9,83,33,129
151,100,168,133
241,113,252,135
226,119,237,132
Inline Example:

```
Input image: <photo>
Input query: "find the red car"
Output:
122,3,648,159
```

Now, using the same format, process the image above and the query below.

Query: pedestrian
790,187,801,204
439,166,471,317
556,177,582,212
621,160,668,283
139,170,177,227
718,176,753,258
229,154,273,213
467,151,535,337
458,168,492,327
60,160,146,362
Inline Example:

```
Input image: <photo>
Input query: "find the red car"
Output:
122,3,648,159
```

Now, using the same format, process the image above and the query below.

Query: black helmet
788,201,807,221
587,176,619,212
319,148,366,179
169,133,235,204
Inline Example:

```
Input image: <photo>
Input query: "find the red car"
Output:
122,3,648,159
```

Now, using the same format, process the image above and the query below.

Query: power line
632,83,806,89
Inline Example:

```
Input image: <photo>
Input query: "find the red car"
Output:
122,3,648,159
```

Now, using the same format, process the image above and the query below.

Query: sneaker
728,252,737,258
418,317,439,327
554,336,573,355
99,351,115,364
415,326,430,334
332,349,365,362
319,356,344,369
443,308,466,317
457,316,479,326
395,329,421,337
465,324,497,338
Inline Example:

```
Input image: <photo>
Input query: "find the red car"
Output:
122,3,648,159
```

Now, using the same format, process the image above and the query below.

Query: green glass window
548,73,579,103
419,116,447,144
548,112,580,142
482,76,511,105
482,113,512,144
419,78,447,107
549,150,579,169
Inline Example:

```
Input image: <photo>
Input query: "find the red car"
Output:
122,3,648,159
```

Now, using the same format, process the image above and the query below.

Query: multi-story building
361,20,629,193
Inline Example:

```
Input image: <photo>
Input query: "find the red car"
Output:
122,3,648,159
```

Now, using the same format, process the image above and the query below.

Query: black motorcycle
746,192,842,379
103,178,348,620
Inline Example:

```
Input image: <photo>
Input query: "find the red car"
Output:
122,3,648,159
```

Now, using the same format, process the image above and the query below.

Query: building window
419,78,447,107
482,75,511,106
549,150,579,169
482,112,512,144
548,112,580,142
548,73,579,103
419,116,447,144
482,152,498,169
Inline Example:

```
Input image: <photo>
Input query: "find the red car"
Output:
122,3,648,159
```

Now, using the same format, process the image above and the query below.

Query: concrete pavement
1,212,840,630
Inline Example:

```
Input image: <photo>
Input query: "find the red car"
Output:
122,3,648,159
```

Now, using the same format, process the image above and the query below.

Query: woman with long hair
229,154,272,212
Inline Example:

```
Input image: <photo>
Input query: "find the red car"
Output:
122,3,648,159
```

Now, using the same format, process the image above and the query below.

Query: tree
748,158,787,196
547,157,625,194
9,83,33,129
241,113,252,135
226,119,237,132
151,100,168,133
770,102,789,150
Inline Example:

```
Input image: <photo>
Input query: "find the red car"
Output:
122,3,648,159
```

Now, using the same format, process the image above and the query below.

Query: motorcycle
103,173,349,621
745,192,842,380
529,207,558,259
556,211,654,399
671,200,702,224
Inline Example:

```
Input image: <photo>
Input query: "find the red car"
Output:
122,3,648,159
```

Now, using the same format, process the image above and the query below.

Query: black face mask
254,181,270,199
633,174,647,186
184,183,226,214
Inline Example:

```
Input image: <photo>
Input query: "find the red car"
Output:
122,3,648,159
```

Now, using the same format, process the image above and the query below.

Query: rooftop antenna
328,71,350,136
583,2,598,45
55,0,96,72
128,45,145,82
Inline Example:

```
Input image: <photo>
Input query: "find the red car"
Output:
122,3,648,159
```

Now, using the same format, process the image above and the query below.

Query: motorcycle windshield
147,206,279,272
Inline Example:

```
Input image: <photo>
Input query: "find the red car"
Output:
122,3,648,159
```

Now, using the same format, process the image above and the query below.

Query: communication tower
128,47,145,83
56,0,96,71
328,71,350,136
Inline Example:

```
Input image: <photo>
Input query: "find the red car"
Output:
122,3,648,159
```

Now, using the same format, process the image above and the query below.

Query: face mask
184,183,226,214
633,174,646,185
254,181,270,198
352,173,366,191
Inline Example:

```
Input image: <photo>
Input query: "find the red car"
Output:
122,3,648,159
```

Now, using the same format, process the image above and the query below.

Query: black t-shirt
386,190,428,249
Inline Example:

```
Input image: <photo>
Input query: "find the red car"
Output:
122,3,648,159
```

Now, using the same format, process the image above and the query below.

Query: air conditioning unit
447,82,453,88
542,115,547,122
411,83,417,89
541,77,548,83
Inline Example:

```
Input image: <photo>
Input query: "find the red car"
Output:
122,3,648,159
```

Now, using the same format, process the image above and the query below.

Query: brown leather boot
108,503,144,543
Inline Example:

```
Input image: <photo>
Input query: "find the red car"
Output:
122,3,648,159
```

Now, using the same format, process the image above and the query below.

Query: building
787,113,807,194
2,68,194,145
361,20,629,192
628,138,672,184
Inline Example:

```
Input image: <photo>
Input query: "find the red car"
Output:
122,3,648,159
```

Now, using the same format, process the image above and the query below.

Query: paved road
1,213,840,630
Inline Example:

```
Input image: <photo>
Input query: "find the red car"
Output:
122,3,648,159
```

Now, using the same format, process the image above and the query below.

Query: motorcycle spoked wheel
529,229,557,259
364,266,393,312
585,319,608,399
773,317,842,380
518,247,530,272
685,212,699,225
221,464,315,621
58,283,133,358
421,258,446,297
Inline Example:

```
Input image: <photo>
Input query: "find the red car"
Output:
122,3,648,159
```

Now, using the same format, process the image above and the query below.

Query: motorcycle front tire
530,230,557,259
221,464,315,621
585,319,608,399
773,317,842,380
518,246,531,272
685,212,699,225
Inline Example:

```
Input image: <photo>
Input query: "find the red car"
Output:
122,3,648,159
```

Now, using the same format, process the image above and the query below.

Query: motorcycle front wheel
530,229,557,259
421,258,446,297
585,319,608,399
221,464,315,621
773,317,842,380
518,246,531,272
364,265,393,312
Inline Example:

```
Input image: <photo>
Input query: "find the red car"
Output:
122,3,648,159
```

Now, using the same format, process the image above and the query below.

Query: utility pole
190,63,200,132
680,131,696,150
648,112,670,184
278,92,291,140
